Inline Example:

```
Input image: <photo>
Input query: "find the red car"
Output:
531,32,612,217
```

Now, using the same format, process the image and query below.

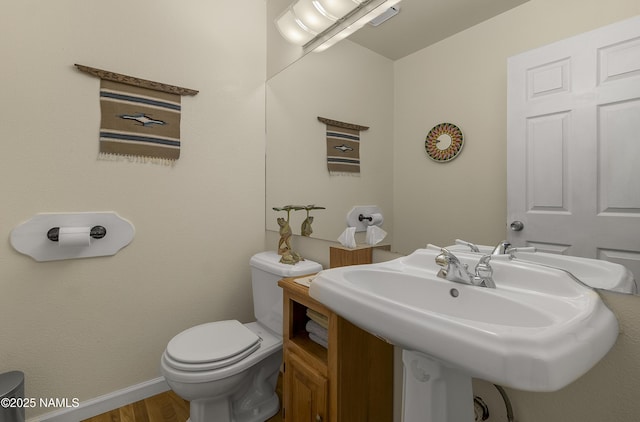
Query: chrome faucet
492,240,537,258
492,240,511,255
435,248,496,288
454,239,480,252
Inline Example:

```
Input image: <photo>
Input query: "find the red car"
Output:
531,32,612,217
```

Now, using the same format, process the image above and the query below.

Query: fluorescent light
307,0,401,52
275,6,316,45
293,0,336,34
315,0,360,20
276,0,401,51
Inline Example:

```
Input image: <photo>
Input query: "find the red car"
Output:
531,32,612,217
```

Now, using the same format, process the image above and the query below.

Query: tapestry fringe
329,171,360,177
98,152,176,167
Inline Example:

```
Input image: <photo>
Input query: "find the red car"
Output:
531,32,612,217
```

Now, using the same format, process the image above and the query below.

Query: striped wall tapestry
319,117,369,175
99,80,181,163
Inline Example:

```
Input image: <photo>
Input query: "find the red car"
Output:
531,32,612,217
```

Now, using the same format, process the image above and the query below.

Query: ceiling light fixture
368,5,400,26
276,0,401,53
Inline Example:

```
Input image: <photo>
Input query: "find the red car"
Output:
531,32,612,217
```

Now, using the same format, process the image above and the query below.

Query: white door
507,16,640,282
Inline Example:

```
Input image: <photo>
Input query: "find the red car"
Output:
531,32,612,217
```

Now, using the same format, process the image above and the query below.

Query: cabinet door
284,352,328,422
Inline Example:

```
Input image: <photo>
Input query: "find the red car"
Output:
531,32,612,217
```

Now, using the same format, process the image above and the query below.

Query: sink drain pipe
494,384,515,422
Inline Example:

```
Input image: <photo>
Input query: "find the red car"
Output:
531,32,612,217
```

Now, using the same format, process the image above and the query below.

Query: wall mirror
265,0,638,295
265,0,528,242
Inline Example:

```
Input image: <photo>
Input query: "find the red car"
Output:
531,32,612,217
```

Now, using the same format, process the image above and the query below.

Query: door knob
510,221,524,231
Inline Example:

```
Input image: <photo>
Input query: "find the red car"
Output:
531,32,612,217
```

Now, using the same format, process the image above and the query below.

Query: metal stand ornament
273,205,325,265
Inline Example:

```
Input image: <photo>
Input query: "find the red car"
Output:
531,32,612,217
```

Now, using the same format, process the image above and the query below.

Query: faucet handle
474,255,496,288
491,241,511,255
435,249,450,268
475,255,493,278
436,248,466,268
454,239,480,252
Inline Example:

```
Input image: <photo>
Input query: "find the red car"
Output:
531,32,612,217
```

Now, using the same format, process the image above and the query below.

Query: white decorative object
365,225,387,245
10,212,135,262
337,227,357,248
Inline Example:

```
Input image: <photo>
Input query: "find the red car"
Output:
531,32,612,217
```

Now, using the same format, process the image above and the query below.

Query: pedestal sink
309,247,619,422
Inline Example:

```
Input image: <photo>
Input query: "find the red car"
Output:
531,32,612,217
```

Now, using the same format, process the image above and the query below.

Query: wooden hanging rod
74,64,199,96
317,116,369,131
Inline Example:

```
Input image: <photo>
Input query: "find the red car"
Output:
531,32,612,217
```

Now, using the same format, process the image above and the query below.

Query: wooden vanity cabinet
279,277,393,422
285,351,328,421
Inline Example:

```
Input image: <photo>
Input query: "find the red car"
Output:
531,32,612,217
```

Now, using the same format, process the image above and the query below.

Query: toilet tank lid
250,251,322,277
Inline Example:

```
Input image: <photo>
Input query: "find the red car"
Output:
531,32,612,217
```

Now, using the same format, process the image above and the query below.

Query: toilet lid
166,320,261,366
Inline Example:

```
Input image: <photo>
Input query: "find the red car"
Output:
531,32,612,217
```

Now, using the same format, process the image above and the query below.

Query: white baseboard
30,377,170,422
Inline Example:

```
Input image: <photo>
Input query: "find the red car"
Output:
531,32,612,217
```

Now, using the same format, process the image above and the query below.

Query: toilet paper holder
358,214,373,222
10,212,135,261
346,206,384,232
47,226,107,242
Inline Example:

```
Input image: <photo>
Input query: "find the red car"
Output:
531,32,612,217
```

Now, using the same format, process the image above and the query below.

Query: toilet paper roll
368,213,384,226
58,227,91,247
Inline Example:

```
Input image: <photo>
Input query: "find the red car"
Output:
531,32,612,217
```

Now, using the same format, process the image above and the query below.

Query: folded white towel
309,332,328,349
306,309,328,329
306,320,328,342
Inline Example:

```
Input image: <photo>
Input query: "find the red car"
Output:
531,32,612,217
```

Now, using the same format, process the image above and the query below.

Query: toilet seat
165,320,261,372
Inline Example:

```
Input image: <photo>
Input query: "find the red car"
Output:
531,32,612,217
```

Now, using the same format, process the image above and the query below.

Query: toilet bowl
161,321,282,422
160,252,322,422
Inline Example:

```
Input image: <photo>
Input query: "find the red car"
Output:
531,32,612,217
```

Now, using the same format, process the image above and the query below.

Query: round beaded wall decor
425,123,464,162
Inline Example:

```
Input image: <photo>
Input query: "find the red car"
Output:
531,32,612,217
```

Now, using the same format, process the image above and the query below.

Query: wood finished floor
82,377,283,422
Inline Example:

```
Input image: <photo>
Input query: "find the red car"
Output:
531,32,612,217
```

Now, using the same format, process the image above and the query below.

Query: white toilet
160,251,322,422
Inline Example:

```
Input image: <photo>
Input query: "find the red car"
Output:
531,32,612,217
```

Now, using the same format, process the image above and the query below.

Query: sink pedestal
402,350,474,422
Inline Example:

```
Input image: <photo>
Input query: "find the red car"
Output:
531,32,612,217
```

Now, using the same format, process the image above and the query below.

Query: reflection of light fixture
276,0,401,52
368,5,400,26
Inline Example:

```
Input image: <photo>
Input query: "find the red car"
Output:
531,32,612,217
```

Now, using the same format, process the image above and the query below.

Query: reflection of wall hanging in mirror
75,64,198,165
318,116,369,175
425,123,464,162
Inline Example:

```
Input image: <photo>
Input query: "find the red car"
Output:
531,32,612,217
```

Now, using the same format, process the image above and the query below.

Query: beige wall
0,0,265,418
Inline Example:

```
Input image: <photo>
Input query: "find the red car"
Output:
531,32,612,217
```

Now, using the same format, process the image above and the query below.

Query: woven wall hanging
75,64,198,165
318,117,369,175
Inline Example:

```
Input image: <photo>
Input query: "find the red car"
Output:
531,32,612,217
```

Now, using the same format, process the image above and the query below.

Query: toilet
160,251,322,422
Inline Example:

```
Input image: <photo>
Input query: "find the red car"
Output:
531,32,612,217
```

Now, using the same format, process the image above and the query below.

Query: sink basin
344,269,555,328
447,242,637,293
309,247,619,392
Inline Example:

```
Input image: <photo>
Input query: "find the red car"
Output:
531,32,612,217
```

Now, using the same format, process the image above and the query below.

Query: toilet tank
250,251,322,335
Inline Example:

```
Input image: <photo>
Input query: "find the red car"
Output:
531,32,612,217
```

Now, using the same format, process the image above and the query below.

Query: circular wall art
425,123,464,162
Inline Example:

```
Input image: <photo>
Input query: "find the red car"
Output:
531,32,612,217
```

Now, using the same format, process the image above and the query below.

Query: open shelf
289,300,328,364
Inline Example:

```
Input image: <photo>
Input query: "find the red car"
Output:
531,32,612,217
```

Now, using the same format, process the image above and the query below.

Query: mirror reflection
266,39,394,245
265,0,639,294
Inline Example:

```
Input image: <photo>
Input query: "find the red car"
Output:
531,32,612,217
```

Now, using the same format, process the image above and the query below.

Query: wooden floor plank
82,373,282,422
131,400,150,422
118,404,135,422
166,391,190,421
